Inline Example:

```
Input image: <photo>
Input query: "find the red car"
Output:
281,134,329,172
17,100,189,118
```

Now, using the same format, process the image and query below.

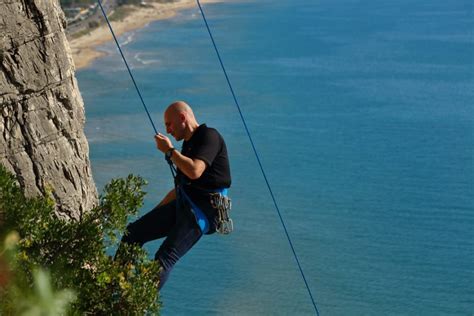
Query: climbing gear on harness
210,189,233,234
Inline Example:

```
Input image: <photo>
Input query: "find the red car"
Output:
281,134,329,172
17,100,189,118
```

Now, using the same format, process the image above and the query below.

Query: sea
76,0,473,315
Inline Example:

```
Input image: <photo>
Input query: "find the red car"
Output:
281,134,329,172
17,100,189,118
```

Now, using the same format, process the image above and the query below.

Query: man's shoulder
200,125,223,139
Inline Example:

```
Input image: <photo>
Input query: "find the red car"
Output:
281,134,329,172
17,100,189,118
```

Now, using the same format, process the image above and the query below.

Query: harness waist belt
179,187,228,234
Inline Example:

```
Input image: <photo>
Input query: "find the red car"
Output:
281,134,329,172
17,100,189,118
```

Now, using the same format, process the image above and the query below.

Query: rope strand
195,1,320,315
97,0,158,135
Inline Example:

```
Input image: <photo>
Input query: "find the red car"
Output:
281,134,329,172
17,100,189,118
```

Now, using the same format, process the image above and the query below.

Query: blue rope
195,1,320,315
97,0,158,135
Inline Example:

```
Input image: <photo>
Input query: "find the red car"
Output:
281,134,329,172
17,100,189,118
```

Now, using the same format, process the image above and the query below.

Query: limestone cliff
0,0,97,219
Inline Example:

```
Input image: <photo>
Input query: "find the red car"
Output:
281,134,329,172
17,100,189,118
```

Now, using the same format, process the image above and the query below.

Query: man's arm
154,133,206,180
167,150,206,180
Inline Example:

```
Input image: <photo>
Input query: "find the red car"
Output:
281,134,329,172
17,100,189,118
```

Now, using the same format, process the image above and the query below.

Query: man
117,101,232,290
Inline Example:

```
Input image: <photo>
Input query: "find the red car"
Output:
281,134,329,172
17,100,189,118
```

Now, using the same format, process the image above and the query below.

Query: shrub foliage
0,165,161,315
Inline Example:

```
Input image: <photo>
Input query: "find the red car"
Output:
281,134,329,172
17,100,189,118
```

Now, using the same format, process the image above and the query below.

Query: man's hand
154,133,173,153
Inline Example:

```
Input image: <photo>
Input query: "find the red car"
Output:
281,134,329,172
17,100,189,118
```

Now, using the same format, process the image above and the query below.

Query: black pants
119,195,206,290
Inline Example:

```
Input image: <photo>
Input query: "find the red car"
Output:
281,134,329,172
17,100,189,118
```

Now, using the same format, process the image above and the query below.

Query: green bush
0,165,161,315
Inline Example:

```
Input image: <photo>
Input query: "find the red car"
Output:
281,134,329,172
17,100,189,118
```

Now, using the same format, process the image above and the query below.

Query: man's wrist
165,148,176,159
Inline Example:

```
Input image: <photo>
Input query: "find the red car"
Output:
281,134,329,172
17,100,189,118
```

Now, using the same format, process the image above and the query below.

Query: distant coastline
68,0,228,70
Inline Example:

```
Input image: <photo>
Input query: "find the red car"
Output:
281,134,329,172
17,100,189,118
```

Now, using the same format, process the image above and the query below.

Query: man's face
164,110,184,141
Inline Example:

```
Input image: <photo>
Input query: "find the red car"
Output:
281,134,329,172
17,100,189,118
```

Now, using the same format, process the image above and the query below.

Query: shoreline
68,0,227,70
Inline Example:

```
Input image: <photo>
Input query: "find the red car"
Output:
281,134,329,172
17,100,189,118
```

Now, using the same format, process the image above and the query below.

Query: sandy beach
68,0,227,69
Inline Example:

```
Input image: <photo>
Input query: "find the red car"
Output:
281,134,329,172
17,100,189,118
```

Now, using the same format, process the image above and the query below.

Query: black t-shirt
176,124,231,234
178,124,231,192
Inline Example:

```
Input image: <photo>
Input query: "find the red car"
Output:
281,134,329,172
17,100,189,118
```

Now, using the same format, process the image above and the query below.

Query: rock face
0,0,97,218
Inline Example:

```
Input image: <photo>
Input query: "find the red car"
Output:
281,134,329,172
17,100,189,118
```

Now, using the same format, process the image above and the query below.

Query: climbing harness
97,0,319,314
178,185,233,235
166,153,233,235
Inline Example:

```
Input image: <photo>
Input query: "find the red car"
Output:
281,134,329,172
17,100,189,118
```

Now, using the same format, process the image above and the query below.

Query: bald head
163,101,199,141
165,101,195,118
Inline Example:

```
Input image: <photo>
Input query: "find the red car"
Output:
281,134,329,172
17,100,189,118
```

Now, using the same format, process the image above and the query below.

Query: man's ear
179,112,186,122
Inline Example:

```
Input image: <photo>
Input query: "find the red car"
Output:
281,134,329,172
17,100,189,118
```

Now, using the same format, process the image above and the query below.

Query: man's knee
154,226,201,268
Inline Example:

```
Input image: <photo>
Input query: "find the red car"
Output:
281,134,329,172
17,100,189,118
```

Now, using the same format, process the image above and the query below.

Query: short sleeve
192,129,221,167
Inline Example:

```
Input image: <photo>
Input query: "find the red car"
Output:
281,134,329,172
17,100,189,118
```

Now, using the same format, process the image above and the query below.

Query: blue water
77,0,474,314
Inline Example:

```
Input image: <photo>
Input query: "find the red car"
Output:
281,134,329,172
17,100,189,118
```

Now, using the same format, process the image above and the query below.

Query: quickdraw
210,191,233,235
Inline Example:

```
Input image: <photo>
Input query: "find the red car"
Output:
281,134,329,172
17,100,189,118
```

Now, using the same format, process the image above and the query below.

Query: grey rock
0,0,98,219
